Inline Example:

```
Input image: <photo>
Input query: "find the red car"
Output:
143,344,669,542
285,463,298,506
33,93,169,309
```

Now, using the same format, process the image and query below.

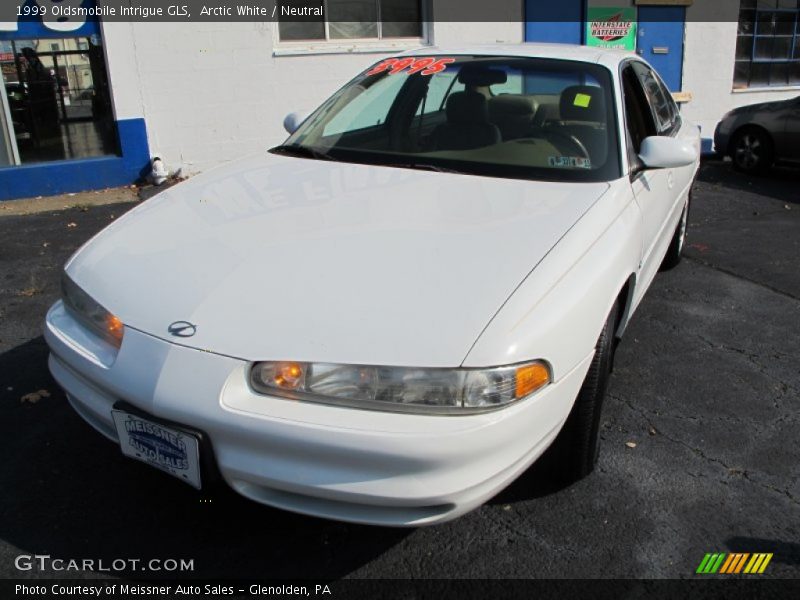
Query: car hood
66,154,609,367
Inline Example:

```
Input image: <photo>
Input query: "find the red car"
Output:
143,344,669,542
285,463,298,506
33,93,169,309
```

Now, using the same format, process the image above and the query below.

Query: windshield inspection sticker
574,93,592,108
365,57,456,77
549,156,592,169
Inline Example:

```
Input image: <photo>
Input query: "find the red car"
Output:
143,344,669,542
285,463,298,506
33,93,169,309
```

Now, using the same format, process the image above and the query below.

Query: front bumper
45,301,592,526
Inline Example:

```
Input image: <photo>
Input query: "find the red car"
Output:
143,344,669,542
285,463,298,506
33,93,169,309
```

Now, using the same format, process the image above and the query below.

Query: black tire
543,302,619,483
730,127,773,174
660,195,690,271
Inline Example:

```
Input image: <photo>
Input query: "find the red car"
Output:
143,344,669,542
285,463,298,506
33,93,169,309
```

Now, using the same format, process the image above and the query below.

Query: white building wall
682,1,800,147
103,16,522,176
101,21,146,122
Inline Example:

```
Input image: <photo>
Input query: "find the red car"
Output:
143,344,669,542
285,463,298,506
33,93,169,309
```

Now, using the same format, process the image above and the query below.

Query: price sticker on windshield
365,57,456,77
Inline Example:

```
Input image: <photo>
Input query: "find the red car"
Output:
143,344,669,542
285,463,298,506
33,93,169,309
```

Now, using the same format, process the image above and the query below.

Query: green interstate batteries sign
585,7,637,51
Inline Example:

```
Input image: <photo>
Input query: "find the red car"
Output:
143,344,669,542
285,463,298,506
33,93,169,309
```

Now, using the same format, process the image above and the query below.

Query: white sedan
45,44,699,526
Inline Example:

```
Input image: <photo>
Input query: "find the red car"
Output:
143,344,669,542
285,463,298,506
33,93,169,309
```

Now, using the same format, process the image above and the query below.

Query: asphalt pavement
0,160,798,581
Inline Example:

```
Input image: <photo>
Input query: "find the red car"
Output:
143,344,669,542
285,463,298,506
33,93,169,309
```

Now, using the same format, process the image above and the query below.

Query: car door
621,62,675,296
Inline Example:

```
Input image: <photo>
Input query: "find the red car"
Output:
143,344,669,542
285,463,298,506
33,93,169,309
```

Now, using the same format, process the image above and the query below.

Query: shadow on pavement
697,158,800,205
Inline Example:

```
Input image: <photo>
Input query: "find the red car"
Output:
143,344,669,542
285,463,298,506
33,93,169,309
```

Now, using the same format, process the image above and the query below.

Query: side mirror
283,112,308,135
638,136,697,169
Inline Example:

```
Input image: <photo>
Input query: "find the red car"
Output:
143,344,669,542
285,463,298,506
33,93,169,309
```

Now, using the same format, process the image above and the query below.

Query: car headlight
61,273,124,348
250,360,550,414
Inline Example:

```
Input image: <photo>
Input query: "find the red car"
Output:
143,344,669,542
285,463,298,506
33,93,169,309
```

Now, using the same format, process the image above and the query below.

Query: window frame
734,1,800,90
273,0,430,56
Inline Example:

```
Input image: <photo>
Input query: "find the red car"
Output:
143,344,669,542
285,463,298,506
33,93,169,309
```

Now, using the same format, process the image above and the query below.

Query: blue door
636,6,686,92
524,0,584,45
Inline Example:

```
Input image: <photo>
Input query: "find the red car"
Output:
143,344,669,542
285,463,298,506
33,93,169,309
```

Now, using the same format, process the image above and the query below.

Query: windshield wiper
270,144,334,161
270,148,463,174
388,162,464,175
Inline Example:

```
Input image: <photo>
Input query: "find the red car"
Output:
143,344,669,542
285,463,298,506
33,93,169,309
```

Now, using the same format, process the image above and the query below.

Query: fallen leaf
648,427,657,436
67,222,77,228
21,389,50,404
625,441,637,449
17,287,43,297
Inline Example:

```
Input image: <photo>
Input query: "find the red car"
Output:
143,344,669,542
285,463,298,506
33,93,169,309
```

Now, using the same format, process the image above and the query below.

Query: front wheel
544,302,619,482
660,196,689,271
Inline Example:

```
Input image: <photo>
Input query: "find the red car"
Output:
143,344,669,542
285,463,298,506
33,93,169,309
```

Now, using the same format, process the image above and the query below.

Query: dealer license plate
111,410,202,489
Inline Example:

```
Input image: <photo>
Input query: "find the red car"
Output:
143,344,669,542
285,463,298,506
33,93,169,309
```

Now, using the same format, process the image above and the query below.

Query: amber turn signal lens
274,362,305,389
105,314,124,343
515,363,550,398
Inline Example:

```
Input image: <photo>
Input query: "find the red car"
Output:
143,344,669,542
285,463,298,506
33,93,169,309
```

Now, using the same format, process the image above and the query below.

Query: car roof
398,43,636,70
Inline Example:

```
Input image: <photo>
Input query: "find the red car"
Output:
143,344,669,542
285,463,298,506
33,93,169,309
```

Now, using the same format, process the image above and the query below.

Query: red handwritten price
365,57,456,77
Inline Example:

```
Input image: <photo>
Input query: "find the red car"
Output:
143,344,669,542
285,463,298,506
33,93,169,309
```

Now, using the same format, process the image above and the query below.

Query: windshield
277,55,621,182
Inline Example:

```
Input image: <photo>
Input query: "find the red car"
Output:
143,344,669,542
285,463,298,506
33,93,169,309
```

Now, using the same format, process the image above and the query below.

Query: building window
734,0,800,89
1,35,118,165
278,0,424,43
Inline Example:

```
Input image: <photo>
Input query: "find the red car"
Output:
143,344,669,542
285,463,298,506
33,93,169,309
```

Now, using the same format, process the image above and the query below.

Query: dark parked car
714,95,800,173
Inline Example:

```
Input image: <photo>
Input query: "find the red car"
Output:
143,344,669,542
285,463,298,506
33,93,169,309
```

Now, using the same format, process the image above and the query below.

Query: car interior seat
430,66,506,152
487,95,539,141
430,91,502,151
546,85,608,166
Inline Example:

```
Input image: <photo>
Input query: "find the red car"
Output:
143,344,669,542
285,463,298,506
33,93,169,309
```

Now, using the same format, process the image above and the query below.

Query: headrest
446,91,489,124
458,67,507,87
488,95,537,120
559,85,605,122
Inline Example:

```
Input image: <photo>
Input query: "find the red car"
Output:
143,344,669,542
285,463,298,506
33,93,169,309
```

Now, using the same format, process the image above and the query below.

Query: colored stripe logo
696,552,773,574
